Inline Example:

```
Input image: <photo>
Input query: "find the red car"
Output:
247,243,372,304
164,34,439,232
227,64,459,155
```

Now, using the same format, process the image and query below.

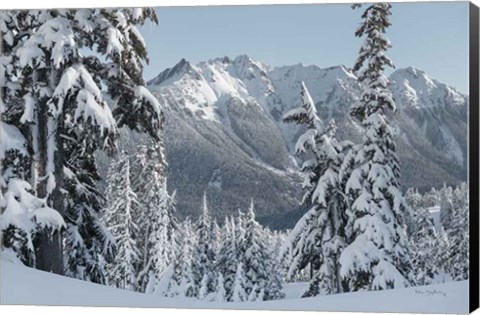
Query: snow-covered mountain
119,55,468,227
389,67,468,167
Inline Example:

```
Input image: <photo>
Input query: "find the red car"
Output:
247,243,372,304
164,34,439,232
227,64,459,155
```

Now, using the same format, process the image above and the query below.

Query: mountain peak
390,66,428,79
231,54,269,81
390,66,467,97
147,58,199,86
390,66,467,113
233,54,253,64
389,66,441,94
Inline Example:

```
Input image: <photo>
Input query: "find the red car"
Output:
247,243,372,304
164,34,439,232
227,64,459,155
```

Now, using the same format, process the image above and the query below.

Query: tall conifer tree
191,193,217,298
340,3,413,291
0,9,162,276
103,154,140,290
283,82,349,296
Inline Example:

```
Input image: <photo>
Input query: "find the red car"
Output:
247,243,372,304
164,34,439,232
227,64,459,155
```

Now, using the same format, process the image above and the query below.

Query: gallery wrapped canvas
0,1,478,314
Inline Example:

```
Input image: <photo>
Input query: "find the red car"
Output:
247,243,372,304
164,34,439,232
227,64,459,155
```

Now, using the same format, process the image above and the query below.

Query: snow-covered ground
0,260,468,313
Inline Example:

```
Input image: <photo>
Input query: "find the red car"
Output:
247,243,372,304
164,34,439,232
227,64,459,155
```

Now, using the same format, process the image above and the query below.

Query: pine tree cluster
405,184,469,283
103,184,286,301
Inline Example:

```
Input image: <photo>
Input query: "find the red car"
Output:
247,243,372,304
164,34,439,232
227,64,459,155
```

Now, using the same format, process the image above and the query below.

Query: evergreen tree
132,139,177,293
422,188,440,208
433,228,450,282
405,188,423,210
172,219,196,297
235,210,246,256
63,125,116,283
0,8,162,275
0,11,36,266
439,184,454,232
1,71,65,267
214,273,227,302
103,154,140,290
231,262,247,302
445,185,469,281
411,207,438,285
98,9,163,138
404,188,423,237
340,3,413,291
212,218,222,256
216,216,239,301
283,82,348,296
191,193,217,298
198,274,211,300
279,227,311,283
152,264,176,297
267,251,287,301
0,178,65,266
242,201,285,300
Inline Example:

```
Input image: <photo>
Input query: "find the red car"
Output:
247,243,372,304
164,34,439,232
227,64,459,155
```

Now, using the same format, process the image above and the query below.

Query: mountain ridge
114,55,468,228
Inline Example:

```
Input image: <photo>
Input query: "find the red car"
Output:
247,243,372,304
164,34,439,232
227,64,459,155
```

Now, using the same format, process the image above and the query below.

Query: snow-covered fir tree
103,154,140,291
265,253,286,301
439,184,454,232
0,8,162,277
153,264,177,297
283,82,349,296
411,207,438,285
216,216,239,301
0,37,65,265
191,193,217,299
171,219,196,298
235,210,247,256
0,12,39,266
214,273,227,302
231,262,248,302
257,228,287,301
433,228,450,283
405,188,423,210
132,139,178,294
340,3,413,291
0,177,65,266
98,9,163,139
404,188,424,237
242,201,285,301
445,184,469,281
1,9,118,274
422,188,440,208
278,230,311,283
62,123,116,283
212,218,222,256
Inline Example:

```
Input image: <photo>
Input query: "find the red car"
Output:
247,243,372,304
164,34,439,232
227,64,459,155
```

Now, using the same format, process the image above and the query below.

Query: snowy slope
0,260,469,313
102,55,468,227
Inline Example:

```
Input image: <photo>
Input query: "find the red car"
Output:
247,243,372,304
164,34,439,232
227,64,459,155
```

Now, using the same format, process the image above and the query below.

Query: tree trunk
34,229,63,274
33,65,65,275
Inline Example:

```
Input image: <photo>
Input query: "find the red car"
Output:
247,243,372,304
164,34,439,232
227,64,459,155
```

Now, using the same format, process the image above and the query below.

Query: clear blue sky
140,2,469,93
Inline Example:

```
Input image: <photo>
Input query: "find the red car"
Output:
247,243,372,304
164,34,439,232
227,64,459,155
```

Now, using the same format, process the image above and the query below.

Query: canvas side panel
469,2,479,313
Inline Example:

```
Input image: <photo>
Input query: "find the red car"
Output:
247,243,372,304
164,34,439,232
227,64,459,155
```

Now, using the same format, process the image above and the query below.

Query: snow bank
0,261,468,313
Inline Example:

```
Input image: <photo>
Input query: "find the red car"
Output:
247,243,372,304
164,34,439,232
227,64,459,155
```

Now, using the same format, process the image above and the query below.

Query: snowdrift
0,260,468,313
